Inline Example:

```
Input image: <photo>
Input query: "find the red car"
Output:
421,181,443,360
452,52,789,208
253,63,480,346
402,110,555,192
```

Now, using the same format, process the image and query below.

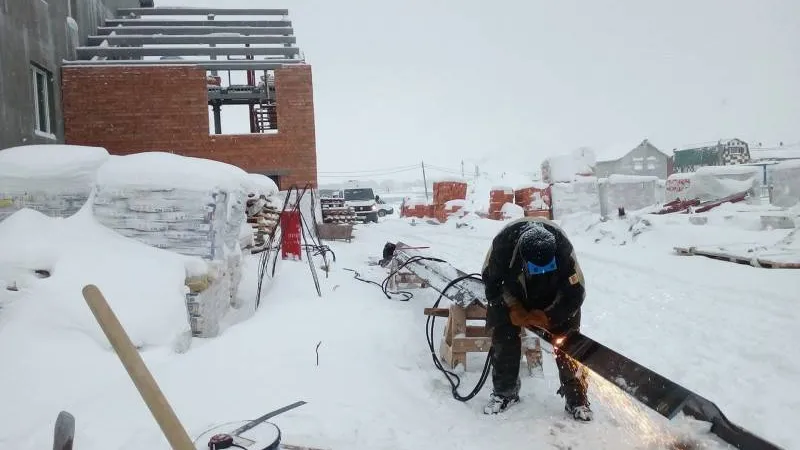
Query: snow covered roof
749,144,800,162
595,139,669,162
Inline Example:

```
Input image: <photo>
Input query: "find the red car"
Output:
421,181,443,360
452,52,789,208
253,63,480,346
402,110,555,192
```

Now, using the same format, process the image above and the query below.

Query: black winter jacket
481,217,586,328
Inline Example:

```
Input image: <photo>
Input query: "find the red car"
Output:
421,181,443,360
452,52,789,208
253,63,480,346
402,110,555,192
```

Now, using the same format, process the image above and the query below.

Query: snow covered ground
1,207,798,449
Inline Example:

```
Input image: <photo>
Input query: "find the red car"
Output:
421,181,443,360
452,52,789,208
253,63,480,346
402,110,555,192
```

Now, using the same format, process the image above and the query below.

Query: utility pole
421,161,429,202
461,160,465,177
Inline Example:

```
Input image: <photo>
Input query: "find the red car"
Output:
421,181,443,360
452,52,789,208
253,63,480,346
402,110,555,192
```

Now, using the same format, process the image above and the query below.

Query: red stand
280,210,302,260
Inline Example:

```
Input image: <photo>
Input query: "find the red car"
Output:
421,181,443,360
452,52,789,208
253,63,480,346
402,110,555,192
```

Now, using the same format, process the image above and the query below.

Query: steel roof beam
104,19,291,27
117,7,290,16
61,59,306,71
87,34,297,46
95,26,294,36
76,46,301,59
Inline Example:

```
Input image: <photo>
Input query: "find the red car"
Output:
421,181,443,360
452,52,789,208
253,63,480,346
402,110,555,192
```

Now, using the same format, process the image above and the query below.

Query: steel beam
76,46,300,59
61,59,305,71
391,243,486,307
208,90,272,103
96,26,294,36
87,34,297,46
117,7,289,16
104,19,291,27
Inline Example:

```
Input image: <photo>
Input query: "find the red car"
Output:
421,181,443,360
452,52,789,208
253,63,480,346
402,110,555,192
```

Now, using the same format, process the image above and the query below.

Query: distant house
594,139,670,179
672,138,750,174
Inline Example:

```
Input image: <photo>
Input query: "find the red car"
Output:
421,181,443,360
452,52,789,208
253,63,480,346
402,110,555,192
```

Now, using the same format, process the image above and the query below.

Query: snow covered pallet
674,245,800,269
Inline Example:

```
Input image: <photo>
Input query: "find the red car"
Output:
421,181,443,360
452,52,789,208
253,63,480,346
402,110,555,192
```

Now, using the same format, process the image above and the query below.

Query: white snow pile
0,205,202,350
0,144,109,221
247,173,280,197
91,152,252,337
500,202,525,219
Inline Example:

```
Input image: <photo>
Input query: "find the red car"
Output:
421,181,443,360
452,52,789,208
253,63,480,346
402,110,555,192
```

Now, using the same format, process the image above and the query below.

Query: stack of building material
599,175,659,218
768,161,800,208
91,152,249,338
432,180,468,220
489,187,514,220
320,197,356,224
0,144,109,222
550,177,601,220
245,194,280,252
435,199,467,222
514,183,552,218
242,174,281,253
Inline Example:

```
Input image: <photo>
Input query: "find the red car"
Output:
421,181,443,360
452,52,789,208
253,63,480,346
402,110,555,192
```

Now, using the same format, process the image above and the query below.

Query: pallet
673,245,800,269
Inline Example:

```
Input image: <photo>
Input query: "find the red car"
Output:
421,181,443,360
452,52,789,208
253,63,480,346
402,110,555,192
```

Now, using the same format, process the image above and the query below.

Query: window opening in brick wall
207,69,278,135
31,64,56,138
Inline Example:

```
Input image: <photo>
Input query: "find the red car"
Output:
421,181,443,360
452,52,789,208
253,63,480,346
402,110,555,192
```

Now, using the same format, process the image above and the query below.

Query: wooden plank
424,307,487,319
450,305,467,338
451,337,493,353
466,325,488,337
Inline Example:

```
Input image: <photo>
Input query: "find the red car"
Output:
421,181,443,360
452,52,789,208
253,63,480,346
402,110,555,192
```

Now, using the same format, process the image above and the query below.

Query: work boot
483,392,520,415
557,382,593,422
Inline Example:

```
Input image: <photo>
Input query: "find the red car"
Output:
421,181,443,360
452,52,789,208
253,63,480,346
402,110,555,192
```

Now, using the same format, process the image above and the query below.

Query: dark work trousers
487,303,587,404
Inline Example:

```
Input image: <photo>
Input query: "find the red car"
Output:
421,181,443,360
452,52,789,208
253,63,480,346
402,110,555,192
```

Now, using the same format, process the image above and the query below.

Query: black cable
343,255,448,301
426,273,494,402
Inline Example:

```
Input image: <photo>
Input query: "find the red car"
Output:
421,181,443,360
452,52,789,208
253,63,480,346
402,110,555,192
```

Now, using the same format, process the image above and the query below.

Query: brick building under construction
60,5,317,189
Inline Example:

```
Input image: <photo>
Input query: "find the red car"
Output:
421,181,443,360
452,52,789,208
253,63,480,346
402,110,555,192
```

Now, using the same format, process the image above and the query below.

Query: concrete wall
63,64,319,189
595,141,670,179
0,0,138,150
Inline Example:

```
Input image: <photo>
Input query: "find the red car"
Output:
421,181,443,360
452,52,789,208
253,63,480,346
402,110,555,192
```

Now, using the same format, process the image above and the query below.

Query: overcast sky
159,0,800,178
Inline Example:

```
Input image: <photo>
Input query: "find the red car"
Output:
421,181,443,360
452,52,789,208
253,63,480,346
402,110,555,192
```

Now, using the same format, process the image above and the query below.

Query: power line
318,167,419,178
318,164,419,175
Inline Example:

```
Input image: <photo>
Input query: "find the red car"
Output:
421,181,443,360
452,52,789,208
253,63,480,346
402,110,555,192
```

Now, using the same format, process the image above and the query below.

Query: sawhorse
424,300,543,375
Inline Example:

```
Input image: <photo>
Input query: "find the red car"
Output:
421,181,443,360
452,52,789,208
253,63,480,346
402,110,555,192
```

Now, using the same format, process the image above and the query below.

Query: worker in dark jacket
481,217,592,421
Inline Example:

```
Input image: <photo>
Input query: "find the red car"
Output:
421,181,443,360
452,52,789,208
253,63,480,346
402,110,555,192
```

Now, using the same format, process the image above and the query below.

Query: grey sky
158,0,800,177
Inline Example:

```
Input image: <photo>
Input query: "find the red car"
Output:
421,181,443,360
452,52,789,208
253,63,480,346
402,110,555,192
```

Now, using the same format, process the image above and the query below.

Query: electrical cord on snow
344,255,448,301
345,250,493,400
426,273,494,402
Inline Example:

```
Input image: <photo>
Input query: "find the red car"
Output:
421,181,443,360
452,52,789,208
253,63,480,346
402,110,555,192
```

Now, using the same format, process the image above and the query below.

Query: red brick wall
62,64,317,189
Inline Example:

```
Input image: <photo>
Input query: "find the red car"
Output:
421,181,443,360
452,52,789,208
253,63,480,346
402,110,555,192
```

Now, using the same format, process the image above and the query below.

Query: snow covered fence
90,152,250,338
550,177,601,220
768,160,800,208
599,175,659,218
0,144,109,222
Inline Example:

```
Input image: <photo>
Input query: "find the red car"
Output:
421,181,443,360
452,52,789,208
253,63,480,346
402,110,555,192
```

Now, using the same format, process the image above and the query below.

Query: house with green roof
672,139,750,173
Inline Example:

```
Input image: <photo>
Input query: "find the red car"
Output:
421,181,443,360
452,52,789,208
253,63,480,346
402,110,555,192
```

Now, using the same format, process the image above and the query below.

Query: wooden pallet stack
246,194,280,252
320,197,357,224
